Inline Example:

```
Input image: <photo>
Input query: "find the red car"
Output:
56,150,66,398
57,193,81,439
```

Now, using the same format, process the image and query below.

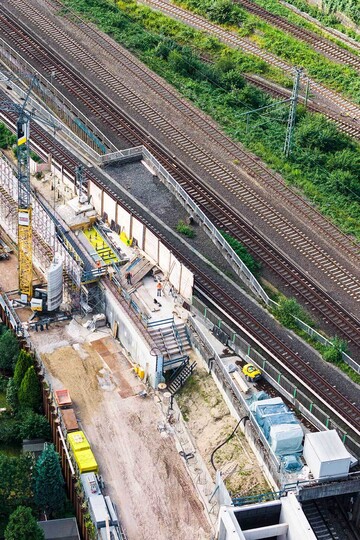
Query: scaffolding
0,155,82,304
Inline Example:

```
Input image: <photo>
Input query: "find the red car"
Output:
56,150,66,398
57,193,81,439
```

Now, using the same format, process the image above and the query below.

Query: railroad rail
243,74,360,138
233,0,360,71
2,97,360,450
280,1,360,54
135,0,360,120
1,8,360,356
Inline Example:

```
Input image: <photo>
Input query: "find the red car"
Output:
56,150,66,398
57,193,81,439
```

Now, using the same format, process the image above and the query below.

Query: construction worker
157,281,162,297
125,272,132,285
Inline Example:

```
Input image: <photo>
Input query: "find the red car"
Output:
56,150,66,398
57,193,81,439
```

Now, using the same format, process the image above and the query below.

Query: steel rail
2,106,359,445
1,11,360,354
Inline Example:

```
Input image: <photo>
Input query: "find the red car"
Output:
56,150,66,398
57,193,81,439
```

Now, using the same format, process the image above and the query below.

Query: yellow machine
1,75,38,299
17,92,33,299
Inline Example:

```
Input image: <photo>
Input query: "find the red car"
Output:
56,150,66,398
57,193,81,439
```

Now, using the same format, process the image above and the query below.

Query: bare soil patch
39,327,211,540
177,368,269,497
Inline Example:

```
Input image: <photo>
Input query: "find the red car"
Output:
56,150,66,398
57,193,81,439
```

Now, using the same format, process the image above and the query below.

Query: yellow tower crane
1,76,38,299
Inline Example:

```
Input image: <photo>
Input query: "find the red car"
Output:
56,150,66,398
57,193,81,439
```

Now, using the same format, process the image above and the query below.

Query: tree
34,444,66,517
18,366,42,411
14,350,34,388
0,331,20,372
6,378,18,413
4,506,44,540
19,410,51,440
0,454,35,511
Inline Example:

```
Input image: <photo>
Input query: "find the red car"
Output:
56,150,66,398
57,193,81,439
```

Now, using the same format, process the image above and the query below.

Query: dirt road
37,323,210,540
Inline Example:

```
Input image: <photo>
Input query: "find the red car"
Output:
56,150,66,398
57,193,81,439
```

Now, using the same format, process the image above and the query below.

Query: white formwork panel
131,217,145,250
158,243,171,274
89,181,103,215
144,228,159,263
103,191,116,223
179,265,193,301
169,255,181,291
117,204,131,237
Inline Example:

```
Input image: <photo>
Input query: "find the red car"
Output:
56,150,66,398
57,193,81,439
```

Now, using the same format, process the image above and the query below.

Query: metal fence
140,148,359,373
191,297,360,459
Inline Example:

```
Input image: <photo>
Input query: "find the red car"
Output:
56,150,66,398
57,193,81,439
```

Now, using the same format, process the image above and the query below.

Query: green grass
173,0,360,104
60,0,360,242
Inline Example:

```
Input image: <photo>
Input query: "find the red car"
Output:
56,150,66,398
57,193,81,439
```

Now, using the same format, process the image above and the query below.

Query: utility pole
283,68,302,158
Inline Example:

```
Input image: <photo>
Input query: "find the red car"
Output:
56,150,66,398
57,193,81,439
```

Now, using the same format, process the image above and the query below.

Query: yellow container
74,448,98,473
138,367,145,379
67,431,90,453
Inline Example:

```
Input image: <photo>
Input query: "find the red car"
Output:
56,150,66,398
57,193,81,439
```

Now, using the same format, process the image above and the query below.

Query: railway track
1,8,360,354
302,497,360,540
136,0,360,121
280,1,360,55
4,107,359,445
233,0,360,71
243,74,360,138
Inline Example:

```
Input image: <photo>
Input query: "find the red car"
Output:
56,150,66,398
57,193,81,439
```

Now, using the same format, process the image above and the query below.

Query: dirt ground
177,367,269,497
33,320,210,540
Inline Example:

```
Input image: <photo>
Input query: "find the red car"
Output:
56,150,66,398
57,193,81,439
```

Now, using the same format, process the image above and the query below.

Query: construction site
0,58,359,540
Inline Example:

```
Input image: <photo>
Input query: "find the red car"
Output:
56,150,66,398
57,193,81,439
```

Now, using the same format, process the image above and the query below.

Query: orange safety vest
157,282,162,289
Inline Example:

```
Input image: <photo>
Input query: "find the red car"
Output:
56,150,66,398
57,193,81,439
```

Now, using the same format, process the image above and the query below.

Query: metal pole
283,67,302,158
304,78,310,109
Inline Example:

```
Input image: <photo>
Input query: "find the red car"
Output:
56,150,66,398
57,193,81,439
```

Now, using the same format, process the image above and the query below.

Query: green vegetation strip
173,0,360,103
0,327,70,537
251,0,360,47
61,0,360,239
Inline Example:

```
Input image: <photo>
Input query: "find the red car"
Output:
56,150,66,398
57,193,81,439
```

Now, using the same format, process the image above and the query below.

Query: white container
303,430,352,480
47,256,63,311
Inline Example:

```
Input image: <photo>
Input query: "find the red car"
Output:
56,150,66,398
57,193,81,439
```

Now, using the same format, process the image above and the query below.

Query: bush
322,336,348,363
0,416,21,445
4,506,44,540
176,220,196,238
275,297,313,329
19,410,51,440
220,231,261,277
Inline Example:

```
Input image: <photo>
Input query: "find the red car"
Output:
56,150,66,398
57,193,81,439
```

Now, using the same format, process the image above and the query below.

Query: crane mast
17,112,32,298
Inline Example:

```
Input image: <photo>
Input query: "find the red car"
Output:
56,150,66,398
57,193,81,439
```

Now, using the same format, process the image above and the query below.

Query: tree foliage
14,350,34,388
4,506,44,540
0,123,16,149
0,454,35,511
221,231,261,277
0,331,20,372
18,366,42,412
6,378,18,412
275,297,313,329
34,444,66,517
19,410,51,440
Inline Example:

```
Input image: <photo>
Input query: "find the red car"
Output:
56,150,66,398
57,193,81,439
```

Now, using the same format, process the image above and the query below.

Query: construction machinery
0,75,42,299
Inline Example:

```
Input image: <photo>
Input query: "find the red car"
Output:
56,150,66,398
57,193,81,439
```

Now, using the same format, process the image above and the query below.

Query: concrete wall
104,286,157,387
217,508,246,540
88,180,194,301
280,493,316,540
